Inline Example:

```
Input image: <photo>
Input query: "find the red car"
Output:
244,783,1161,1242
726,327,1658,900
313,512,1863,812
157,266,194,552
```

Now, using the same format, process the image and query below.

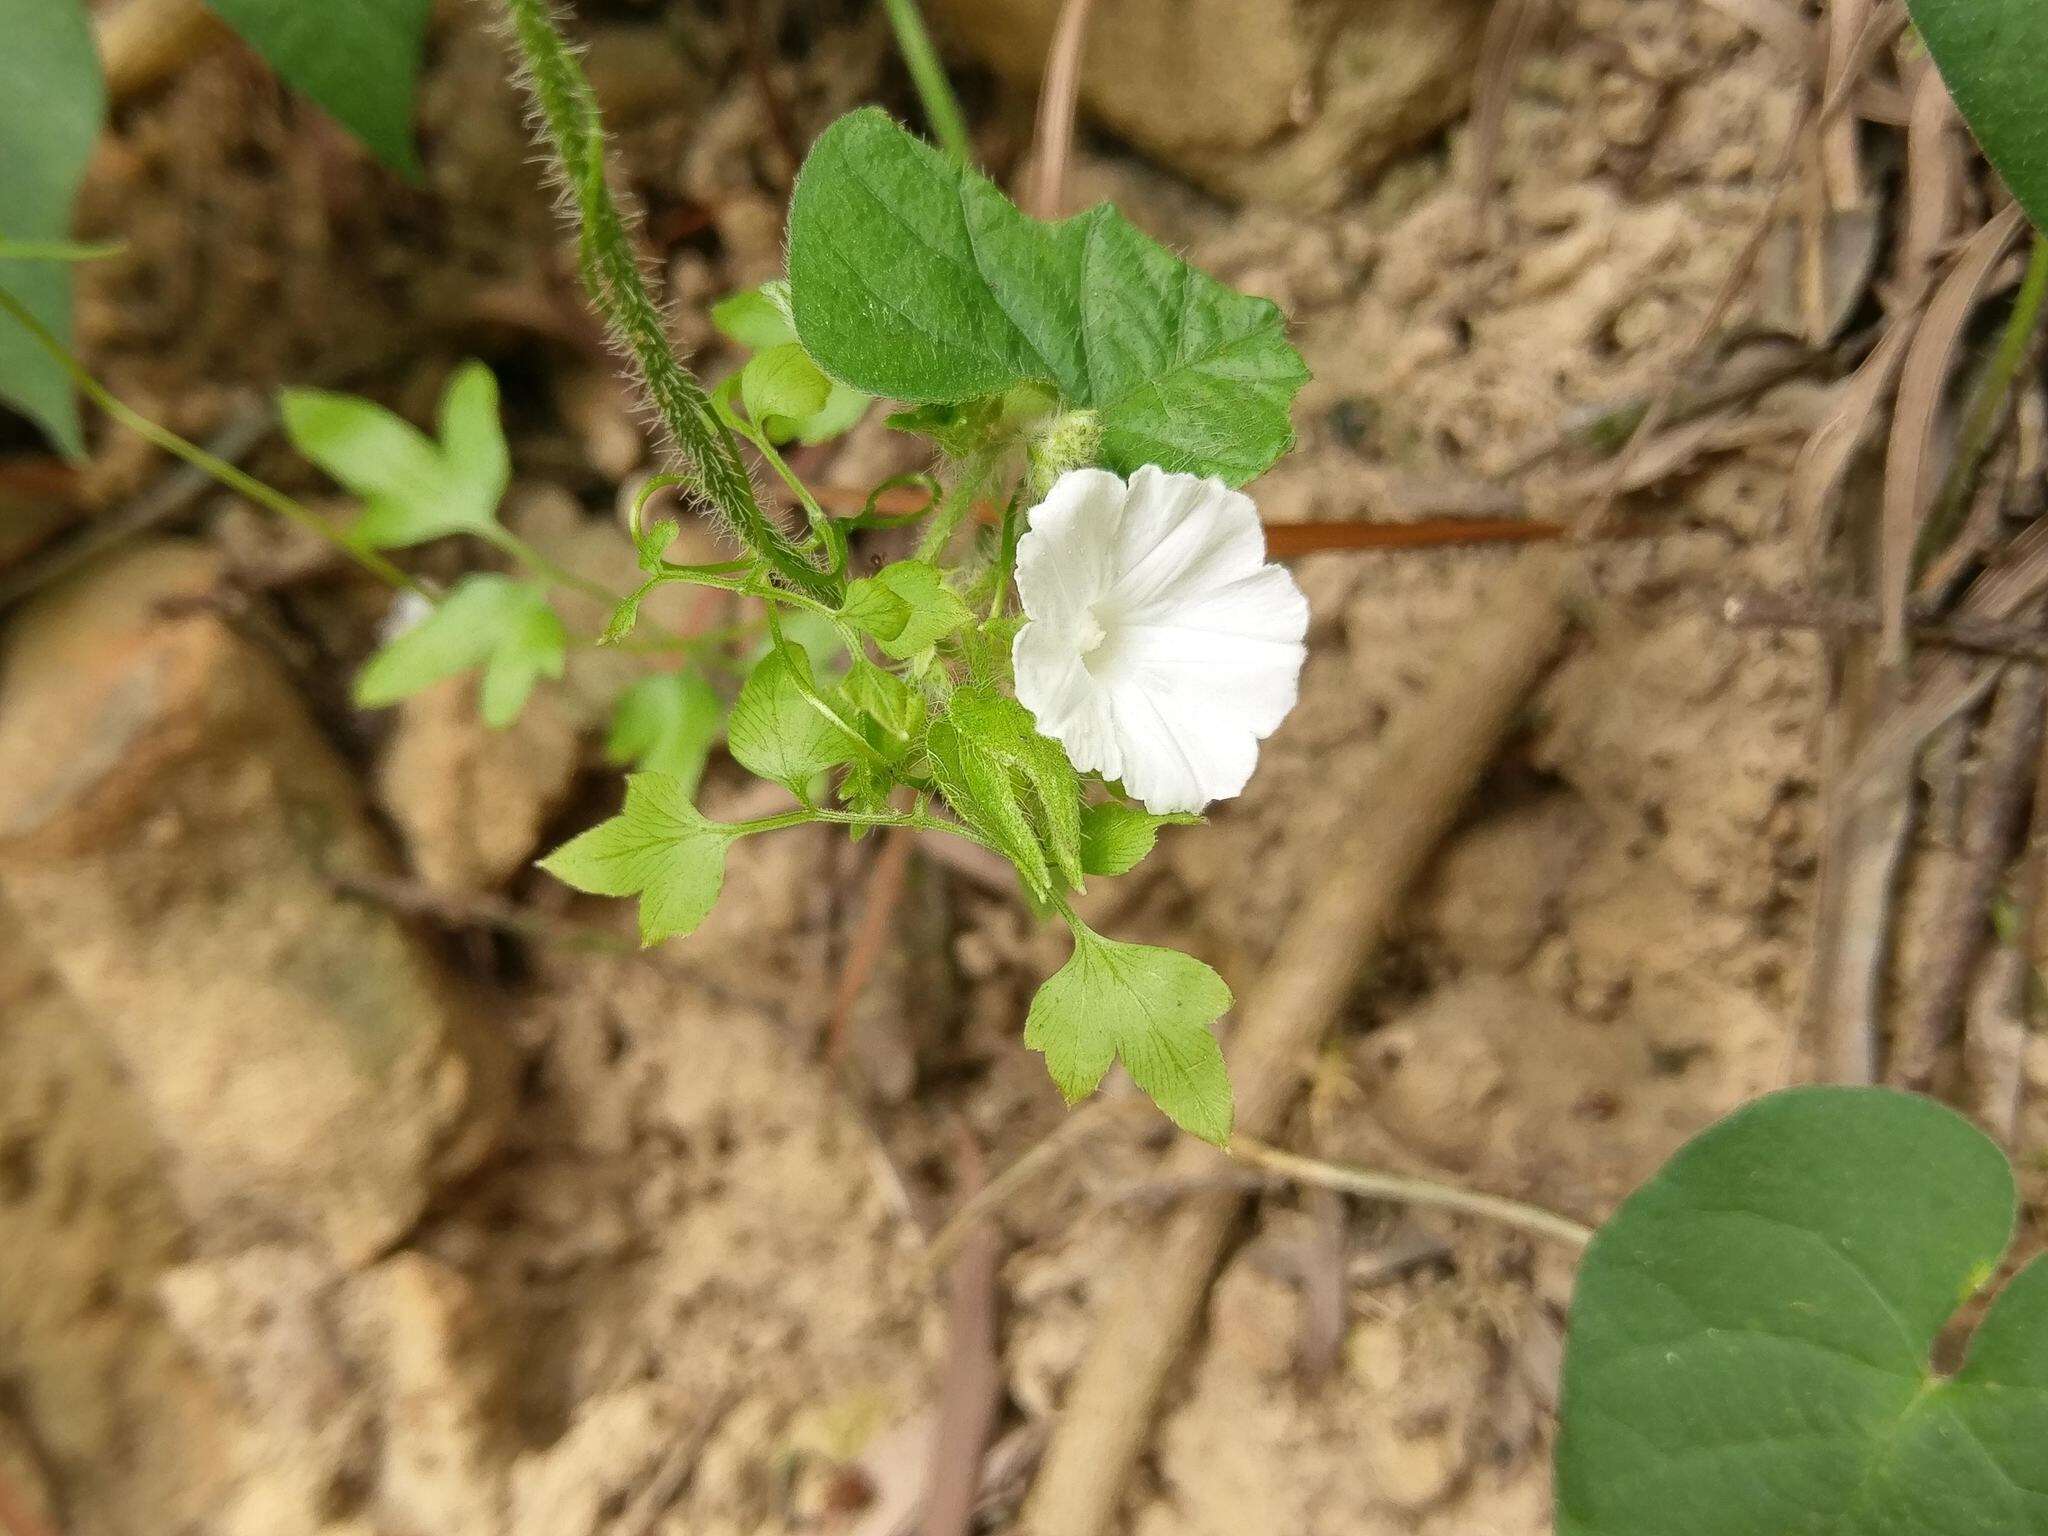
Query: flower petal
1014,467,1125,634
1013,620,1123,781
1105,464,1268,618
1098,673,1262,813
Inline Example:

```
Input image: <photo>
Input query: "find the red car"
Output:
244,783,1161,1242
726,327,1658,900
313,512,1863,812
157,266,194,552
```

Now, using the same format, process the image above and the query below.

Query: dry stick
827,825,917,1066
1228,1136,1593,1249
1469,0,1546,232
1877,206,2026,662
1724,590,2048,662
1021,562,1573,1536
1889,651,2047,1093
922,1128,1005,1536
1024,0,1098,222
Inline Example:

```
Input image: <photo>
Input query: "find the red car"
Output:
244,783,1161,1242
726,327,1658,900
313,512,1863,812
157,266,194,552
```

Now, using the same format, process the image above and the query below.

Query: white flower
1011,465,1308,814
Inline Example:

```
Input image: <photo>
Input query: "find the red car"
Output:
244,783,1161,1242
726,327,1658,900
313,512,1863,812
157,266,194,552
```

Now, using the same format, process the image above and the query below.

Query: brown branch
828,825,917,1067
1723,590,2048,662
1025,0,1098,221
1020,559,1574,1536
922,1127,1005,1536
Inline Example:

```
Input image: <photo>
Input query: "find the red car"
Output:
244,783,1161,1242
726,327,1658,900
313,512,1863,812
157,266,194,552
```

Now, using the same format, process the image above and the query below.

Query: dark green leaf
1557,1085,2048,1536
1024,924,1233,1142
0,0,106,455
788,109,1308,486
1909,0,2048,233
539,773,731,944
924,686,1083,897
204,0,432,177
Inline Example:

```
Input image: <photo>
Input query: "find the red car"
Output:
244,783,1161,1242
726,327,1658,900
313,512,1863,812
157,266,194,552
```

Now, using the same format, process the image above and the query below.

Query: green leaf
788,108,1308,486
711,282,797,349
796,378,870,445
727,642,864,790
924,686,1083,899
203,0,432,178
606,672,724,794
0,0,105,456
1556,1085,2048,1536
1024,924,1233,1143
840,560,973,661
539,773,731,945
843,658,926,747
1078,802,1196,877
741,343,833,442
282,363,510,549
1908,0,2048,234
354,574,566,727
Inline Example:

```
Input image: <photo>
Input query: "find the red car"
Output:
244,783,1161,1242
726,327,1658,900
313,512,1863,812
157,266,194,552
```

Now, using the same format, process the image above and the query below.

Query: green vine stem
498,0,834,600
0,283,424,597
879,0,973,163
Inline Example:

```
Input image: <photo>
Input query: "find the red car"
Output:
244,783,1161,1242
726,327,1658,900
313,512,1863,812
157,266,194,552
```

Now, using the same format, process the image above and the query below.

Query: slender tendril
0,284,425,597
498,0,833,599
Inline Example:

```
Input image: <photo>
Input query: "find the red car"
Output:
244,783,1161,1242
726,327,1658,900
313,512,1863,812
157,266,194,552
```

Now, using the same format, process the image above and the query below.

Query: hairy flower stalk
498,0,832,598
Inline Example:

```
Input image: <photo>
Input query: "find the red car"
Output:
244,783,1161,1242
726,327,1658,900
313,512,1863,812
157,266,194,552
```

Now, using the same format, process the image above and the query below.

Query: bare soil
6,3,2016,1534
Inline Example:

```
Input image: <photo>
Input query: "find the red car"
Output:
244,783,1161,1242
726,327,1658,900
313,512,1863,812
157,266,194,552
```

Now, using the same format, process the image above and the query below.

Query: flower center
1075,608,1109,659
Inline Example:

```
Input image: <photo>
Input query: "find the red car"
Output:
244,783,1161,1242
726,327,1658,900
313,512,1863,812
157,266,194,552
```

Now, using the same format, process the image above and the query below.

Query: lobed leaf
606,672,724,794
539,773,731,945
840,559,973,661
787,108,1308,486
1024,924,1233,1143
282,362,510,549
1077,802,1195,877
354,573,565,727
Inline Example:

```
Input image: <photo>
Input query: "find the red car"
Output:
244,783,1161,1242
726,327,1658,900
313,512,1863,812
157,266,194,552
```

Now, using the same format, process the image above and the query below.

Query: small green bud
1026,408,1102,498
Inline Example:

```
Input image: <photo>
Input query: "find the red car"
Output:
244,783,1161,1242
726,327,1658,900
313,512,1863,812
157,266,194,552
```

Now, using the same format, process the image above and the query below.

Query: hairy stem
498,0,832,599
880,0,972,163
0,284,423,596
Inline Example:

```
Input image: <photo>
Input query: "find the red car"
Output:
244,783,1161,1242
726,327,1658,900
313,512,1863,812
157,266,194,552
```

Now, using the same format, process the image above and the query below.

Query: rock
377,675,581,895
0,543,509,1263
927,0,1489,207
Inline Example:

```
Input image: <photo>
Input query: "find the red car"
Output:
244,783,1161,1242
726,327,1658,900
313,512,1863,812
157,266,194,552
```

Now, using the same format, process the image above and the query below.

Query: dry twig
922,1128,1005,1536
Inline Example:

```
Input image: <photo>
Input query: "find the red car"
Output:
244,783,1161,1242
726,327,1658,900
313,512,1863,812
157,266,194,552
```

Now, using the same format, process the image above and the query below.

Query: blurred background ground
3,1,2042,1533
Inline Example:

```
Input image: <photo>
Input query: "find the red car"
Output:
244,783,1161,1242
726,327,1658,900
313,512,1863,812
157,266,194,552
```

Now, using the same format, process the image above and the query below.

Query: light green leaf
282,363,509,549
788,108,1308,486
1908,0,2048,234
1078,802,1196,877
711,282,796,349
796,378,871,445
354,574,566,727
606,672,724,794
741,343,833,442
727,642,864,790
1024,924,1233,1143
1557,1085,2048,1536
539,773,731,945
843,658,925,747
203,0,432,178
924,686,1083,898
0,0,105,456
840,560,973,661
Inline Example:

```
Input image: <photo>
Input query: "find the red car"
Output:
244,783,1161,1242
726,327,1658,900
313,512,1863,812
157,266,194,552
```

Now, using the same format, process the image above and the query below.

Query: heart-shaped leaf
1557,1085,2048,1536
788,109,1308,486
1908,0,2048,234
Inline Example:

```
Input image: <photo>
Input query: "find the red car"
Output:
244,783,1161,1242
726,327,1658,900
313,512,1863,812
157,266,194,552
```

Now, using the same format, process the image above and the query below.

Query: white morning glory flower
1011,465,1309,814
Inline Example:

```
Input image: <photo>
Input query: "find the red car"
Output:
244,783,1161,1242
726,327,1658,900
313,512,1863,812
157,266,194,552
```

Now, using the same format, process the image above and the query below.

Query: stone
0,543,509,1264
927,0,1489,208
